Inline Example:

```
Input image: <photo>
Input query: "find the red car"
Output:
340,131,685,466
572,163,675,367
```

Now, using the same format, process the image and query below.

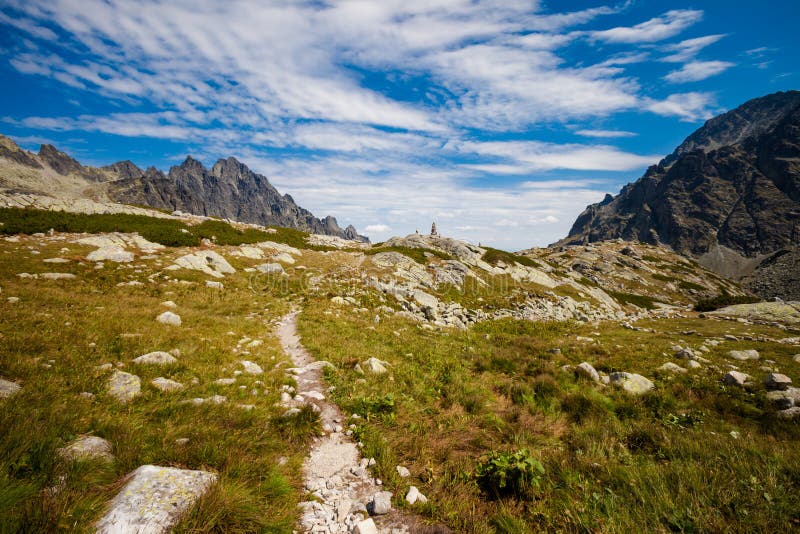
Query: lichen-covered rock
173,251,235,278
57,436,113,462
151,377,184,392
108,371,141,402
658,362,687,374
728,349,760,361
609,372,654,395
156,311,182,326
575,362,600,382
723,370,749,387
240,360,263,375
95,465,216,534
0,378,21,399
765,373,792,391
87,246,134,263
133,351,177,365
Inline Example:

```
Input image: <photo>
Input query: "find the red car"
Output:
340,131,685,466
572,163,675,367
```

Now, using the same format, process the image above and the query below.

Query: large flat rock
95,465,216,534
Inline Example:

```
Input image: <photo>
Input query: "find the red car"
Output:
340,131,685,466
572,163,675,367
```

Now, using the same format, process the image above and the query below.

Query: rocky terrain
558,90,800,299
0,135,365,241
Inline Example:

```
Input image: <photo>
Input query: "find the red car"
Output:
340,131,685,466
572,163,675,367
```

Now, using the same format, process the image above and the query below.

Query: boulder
234,246,264,259
151,377,184,392
766,388,800,409
354,518,378,534
686,360,702,369
368,491,393,515
57,436,113,462
156,311,182,326
240,360,264,375
108,371,141,402
609,372,654,395
273,253,295,264
727,349,760,361
0,378,21,399
776,407,800,420
87,246,134,263
575,362,600,382
405,486,428,505
42,273,76,280
95,465,217,534
765,373,792,391
255,263,284,274
205,280,224,289
173,251,235,278
723,371,749,387
658,362,687,373
133,351,177,365
359,357,389,375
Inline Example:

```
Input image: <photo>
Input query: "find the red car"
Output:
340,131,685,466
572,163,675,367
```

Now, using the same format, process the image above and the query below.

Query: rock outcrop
557,91,800,298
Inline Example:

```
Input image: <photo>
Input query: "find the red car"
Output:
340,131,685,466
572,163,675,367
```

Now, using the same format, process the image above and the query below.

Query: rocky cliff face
558,90,800,297
0,134,365,241
106,156,367,241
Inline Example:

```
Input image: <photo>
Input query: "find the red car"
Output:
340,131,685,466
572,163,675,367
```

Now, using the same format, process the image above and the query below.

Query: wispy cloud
664,60,735,83
575,129,637,138
644,92,718,121
662,34,726,62
589,9,703,44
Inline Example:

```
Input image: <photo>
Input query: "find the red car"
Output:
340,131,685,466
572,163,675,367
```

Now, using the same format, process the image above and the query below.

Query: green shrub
481,247,541,268
694,293,760,312
607,290,660,310
475,449,545,498
365,245,451,264
678,280,705,291
271,405,320,444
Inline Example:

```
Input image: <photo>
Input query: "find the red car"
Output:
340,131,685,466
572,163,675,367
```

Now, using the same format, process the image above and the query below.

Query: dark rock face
108,156,367,241
558,90,800,298
38,144,108,182
0,135,42,168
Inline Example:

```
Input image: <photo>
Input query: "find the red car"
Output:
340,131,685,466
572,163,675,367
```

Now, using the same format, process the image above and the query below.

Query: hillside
558,91,800,298
0,135,366,241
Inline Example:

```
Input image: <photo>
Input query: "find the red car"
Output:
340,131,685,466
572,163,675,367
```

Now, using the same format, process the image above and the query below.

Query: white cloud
662,34,726,63
365,224,391,233
664,60,735,83
589,9,703,44
645,92,718,122
575,129,637,138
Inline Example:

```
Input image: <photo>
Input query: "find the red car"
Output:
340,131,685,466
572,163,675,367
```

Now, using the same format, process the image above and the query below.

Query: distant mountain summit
106,156,365,241
557,90,800,298
0,135,366,241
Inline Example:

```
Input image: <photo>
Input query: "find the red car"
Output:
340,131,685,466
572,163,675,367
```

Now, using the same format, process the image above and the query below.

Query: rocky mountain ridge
0,135,366,241
557,90,800,299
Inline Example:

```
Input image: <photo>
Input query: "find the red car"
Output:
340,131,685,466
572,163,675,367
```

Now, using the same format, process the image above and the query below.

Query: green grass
607,290,661,310
481,247,541,269
298,299,800,532
366,245,452,264
695,294,761,312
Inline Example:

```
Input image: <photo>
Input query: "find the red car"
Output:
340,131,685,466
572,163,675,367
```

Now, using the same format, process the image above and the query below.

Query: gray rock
133,351,177,365
727,349,760,361
256,263,284,274
658,362,687,373
396,465,410,478
205,280,224,289
0,378,21,399
359,357,389,375
214,378,236,386
766,388,800,409
723,371,749,387
173,251,235,278
95,465,217,534
686,360,702,369
674,348,695,359
87,246,134,263
353,518,378,534
151,377,184,392
575,362,600,382
765,373,792,391
609,372,654,395
42,272,76,280
156,311,182,326
240,360,263,375
776,407,800,420
405,486,428,505
57,436,113,462
108,371,141,402
368,491,392,515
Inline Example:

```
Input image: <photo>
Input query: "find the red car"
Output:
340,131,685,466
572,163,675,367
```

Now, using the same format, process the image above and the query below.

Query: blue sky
0,1,797,249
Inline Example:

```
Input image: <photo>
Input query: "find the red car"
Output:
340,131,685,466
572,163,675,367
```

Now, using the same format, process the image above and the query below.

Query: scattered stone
255,263,284,274
184,395,227,406
609,372,654,395
396,465,410,478
405,486,428,505
87,246,134,263
79,392,95,400
7,296,19,303
234,246,264,259
151,377,184,392
214,378,236,386
41,273,76,280
674,348,695,359
57,436,113,462
0,378,21,399
686,360,702,369
331,296,346,305
273,252,295,264
776,407,800,420
161,300,177,308
43,257,70,263
133,351,177,365
575,362,600,382
94,465,217,534
173,251,235,278
358,357,389,375
368,491,393,515
240,360,264,375
107,371,141,402
727,349,760,361
175,438,190,446
156,311,182,326
354,518,378,534
765,373,792,391
723,371,749,387
205,280,224,289
766,388,800,409
658,362,687,373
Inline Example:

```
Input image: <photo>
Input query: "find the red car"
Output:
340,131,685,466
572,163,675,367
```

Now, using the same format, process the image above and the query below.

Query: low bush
694,293,760,312
475,449,545,499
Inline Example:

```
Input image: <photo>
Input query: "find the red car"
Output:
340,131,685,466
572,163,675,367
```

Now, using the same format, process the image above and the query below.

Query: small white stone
156,311,182,326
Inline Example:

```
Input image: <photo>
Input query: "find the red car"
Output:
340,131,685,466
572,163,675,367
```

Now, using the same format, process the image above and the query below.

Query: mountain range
0,137,366,241
559,90,800,299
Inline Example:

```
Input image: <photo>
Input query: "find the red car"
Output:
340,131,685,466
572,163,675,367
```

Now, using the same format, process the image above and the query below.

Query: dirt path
275,309,414,534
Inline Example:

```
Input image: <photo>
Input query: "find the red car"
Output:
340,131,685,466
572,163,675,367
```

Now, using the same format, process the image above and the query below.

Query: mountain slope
557,90,800,297
0,135,365,241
